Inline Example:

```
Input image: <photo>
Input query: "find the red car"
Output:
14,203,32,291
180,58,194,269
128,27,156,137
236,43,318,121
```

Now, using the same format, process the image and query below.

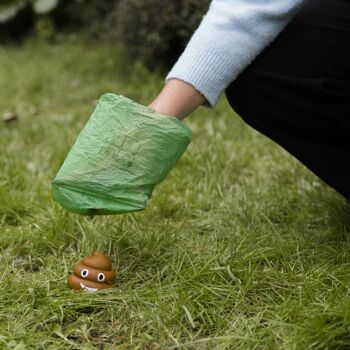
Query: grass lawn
1,40,350,350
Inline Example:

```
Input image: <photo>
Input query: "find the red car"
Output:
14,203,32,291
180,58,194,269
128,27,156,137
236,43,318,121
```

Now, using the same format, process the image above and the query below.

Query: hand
148,79,205,120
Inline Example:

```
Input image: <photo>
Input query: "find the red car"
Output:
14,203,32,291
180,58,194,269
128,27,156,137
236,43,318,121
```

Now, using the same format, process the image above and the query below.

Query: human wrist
149,79,205,119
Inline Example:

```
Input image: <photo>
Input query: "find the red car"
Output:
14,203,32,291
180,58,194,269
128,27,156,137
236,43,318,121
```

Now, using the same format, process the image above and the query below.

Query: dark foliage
108,0,210,69
0,0,210,68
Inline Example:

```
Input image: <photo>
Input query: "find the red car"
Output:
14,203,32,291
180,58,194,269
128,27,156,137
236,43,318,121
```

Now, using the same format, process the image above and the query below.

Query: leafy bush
0,0,60,40
52,0,115,38
0,0,113,40
0,0,60,24
107,0,210,69
0,0,210,69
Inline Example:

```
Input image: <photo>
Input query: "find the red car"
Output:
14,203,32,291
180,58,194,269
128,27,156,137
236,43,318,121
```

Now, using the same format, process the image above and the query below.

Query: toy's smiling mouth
80,282,98,292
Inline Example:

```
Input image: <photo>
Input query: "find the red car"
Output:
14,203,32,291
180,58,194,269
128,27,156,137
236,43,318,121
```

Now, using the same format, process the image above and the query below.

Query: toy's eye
97,273,105,282
81,269,89,278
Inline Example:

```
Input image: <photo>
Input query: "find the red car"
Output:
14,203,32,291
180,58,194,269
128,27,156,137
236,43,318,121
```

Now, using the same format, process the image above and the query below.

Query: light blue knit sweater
166,0,304,106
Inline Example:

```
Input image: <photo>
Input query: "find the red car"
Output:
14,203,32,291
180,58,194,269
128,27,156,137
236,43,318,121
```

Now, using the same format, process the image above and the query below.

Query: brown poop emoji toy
67,252,116,292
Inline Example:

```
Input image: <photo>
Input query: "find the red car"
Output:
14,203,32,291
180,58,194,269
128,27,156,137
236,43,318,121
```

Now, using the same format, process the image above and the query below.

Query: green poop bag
52,94,192,215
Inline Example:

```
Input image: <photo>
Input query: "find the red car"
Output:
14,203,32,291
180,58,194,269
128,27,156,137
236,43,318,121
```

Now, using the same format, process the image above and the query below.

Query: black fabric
225,0,350,198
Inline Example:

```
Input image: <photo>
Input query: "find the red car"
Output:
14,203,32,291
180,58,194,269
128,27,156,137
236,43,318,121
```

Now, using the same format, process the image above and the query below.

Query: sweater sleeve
165,0,304,107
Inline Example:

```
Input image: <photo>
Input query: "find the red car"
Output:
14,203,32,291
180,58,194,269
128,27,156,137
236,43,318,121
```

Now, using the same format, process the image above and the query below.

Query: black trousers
226,0,350,198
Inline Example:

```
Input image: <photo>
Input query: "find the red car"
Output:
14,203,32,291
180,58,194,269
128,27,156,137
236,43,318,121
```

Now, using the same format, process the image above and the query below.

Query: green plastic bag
52,94,192,215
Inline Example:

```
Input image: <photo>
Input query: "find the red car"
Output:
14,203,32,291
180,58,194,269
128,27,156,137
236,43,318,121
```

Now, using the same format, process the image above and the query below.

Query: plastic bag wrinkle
52,94,192,215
